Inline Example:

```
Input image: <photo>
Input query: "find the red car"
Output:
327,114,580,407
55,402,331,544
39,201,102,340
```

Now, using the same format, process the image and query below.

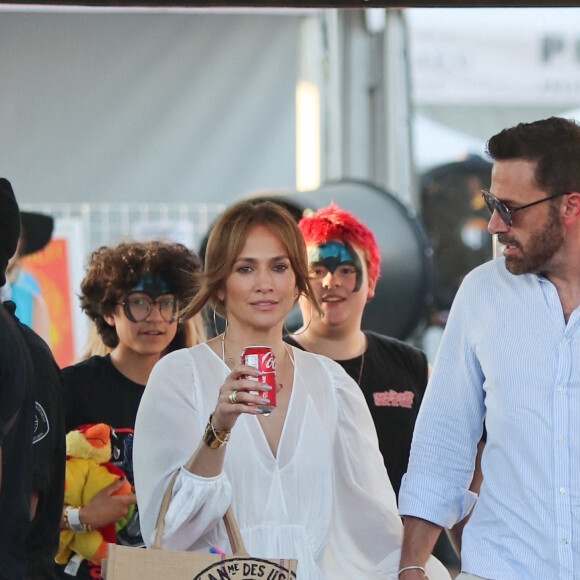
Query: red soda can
241,346,277,414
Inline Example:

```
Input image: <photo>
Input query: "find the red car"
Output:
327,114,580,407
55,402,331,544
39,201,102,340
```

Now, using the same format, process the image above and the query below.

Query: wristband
64,506,92,533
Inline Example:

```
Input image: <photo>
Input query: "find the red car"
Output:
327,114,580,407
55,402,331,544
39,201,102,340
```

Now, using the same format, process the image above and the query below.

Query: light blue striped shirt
399,257,580,579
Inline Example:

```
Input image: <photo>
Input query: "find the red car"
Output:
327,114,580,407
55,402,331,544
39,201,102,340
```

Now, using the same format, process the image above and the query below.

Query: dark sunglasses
481,189,568,227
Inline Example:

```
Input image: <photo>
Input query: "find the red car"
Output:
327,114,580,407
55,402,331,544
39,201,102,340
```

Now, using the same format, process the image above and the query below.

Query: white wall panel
0,10,300,205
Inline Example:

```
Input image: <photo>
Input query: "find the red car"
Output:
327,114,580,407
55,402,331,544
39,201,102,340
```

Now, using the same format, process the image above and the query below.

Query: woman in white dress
133,201,449,580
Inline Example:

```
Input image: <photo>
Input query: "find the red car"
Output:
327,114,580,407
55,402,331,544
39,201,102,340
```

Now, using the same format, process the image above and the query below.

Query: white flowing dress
133,343,447,579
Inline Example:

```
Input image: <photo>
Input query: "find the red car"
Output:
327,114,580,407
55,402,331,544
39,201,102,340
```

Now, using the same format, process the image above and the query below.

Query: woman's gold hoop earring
212,305,228,337
212,308,217,336
288,303,314,336
212,307,221,337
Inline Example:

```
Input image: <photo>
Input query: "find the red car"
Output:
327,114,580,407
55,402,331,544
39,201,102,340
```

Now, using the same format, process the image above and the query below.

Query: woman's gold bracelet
202,413,231,449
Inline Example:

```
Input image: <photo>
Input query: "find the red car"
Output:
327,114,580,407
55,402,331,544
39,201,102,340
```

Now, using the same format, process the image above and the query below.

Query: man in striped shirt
398,117,580,580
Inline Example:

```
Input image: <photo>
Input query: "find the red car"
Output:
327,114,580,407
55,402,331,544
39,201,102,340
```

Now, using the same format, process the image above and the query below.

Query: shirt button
561,337,567,343
560,488,566,494
558,436,564,442
557,385,564,392
561,539,568,545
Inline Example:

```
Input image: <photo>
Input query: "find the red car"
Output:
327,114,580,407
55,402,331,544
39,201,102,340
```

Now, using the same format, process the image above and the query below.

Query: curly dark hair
486,116,580,197
80,240,201,349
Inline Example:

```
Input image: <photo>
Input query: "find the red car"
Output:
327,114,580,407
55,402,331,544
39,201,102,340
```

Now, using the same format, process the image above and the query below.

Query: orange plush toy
55,423,133,566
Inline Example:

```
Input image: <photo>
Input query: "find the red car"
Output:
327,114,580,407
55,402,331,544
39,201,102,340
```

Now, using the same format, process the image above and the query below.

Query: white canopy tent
412,114,487,171
407,7,580,143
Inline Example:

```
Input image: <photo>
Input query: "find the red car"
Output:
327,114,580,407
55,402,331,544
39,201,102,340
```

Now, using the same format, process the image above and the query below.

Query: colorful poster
22,239,73,367
21,218,86,368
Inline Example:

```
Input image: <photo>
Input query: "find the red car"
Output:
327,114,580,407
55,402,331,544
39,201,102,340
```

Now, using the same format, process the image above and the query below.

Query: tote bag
102,473,298,580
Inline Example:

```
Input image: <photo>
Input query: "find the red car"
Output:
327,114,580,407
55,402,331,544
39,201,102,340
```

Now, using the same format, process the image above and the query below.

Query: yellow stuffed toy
56,423,133,566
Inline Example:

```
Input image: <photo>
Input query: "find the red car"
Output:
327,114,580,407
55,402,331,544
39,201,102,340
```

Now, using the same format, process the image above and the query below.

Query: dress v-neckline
202,342,296,460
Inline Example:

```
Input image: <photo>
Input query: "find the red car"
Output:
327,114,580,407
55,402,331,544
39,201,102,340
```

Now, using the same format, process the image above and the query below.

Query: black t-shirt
63,354,144,434
58,355,145,579
4,301,66,580
0,304,34,580
285,331,428,499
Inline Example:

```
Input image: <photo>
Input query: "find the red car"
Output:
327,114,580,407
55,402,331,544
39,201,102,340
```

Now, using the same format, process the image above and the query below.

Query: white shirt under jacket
134,343,408,579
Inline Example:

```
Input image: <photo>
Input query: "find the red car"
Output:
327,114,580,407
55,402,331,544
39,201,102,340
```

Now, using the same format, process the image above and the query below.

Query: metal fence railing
19,201,227,256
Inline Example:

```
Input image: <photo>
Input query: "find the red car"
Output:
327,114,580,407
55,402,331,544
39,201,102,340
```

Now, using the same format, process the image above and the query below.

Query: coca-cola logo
260,351,276,371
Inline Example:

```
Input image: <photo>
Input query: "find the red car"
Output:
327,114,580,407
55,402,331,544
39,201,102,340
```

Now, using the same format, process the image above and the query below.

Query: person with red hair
285,202,429,500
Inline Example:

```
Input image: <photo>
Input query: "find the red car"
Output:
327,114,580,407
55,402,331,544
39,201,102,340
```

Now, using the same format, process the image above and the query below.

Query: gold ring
228,390,238,404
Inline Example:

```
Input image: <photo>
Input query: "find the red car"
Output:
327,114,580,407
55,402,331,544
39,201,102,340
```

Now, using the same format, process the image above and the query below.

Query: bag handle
223,506,248,556
152,470,249,556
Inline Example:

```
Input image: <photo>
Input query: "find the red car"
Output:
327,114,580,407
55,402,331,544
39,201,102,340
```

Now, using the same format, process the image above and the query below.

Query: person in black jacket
0,178,36,580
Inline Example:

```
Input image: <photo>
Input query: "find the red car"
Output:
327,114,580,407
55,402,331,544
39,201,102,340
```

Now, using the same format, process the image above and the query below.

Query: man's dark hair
486,116,580,197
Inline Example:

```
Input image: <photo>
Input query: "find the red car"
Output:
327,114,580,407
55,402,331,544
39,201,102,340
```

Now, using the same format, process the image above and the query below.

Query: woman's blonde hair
75,315,206,363
182,200,322,321
76,321,112,361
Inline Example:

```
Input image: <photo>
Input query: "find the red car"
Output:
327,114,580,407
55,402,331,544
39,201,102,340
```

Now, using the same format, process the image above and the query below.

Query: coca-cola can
241,346,276,414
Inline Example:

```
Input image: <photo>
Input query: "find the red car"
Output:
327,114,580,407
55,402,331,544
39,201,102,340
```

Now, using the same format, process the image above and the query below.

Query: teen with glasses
398,116,580,580
56,240,205,580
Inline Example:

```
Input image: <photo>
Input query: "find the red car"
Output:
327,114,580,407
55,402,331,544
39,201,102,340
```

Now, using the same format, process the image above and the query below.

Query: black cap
0,178,22,286
20,211,54,256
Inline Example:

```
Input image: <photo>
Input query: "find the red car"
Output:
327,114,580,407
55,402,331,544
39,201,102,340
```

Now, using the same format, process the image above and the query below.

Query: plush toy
55,422,134,566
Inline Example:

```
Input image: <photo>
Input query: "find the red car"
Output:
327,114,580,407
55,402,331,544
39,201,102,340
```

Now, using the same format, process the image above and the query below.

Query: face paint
130,273,171,300
308,241,363,291
121,274,176,323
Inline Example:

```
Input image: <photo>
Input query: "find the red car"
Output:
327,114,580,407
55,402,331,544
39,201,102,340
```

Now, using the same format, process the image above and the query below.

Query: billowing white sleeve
320,359,451,580
319,359,403,576
133,348,232,550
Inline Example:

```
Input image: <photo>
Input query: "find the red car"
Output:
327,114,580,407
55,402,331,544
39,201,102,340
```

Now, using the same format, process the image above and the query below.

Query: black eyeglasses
481,189,568,227
119,296,178,323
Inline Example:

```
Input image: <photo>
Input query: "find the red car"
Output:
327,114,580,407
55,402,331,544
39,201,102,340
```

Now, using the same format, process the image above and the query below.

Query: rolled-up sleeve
398,276,485,528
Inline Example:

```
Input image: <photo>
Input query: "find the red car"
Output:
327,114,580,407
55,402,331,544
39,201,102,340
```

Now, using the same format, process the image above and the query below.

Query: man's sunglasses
481,189,568,227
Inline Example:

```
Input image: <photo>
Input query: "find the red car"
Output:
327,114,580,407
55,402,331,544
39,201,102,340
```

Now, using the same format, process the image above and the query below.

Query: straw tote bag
102,472,297,580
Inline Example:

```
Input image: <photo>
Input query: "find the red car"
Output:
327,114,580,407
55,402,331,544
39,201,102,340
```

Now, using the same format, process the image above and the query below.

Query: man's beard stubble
498,205,564,276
